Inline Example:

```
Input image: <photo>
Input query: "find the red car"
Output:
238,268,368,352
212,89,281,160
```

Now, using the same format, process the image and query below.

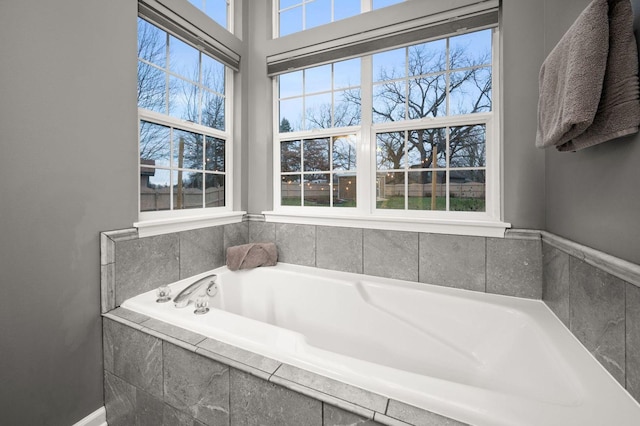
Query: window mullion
360,55,373,214
404,130,408,210
169,127,175,211
446,126,450,211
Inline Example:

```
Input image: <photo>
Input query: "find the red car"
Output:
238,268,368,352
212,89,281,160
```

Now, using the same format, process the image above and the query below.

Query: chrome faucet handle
156,285,171,303
194,295,210,315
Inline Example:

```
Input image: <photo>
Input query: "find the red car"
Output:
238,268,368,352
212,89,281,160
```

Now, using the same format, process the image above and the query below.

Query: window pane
279,0,301,10
303,138,330,171
449,68,492,115
407,128,446,169
306,0,331,30
279,98,303,131
169,76,199,121
373,47,406,82
303,173,331,206
334,0,360,21
334,58,361,89
279,71,303,98
450,170,485,212
376,132,405,170
281,140,301,172
373,81,406,123
140,121,170,166
333,135,357,171
141,168,172,212
450,125,486,168
408,75,446,119
280,6,303,36
205,0,228,29
201,55,225,94
137,62,167,112
305,64,332,94
333,173,356,207
376,172,405,209
174,170,203,210
205,136,225,172
169,36,199,81
408,171,446,211
373,0,404,9
202,90,225,130
409,39,446,75
450,29,492,69
173,129,203,170
281,175,302,205
305,93,332,129
205,174,225,207
334,89,361,127
137,18,166,67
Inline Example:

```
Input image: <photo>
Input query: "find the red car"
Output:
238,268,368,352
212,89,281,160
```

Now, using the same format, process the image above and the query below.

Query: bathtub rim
109,262,640,426
102,307,450,425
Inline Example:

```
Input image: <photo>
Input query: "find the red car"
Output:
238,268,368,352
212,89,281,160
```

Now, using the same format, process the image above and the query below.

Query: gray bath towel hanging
536,0,640,151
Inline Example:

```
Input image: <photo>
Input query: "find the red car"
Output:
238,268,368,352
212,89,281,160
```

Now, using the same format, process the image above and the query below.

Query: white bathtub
122,263,640,425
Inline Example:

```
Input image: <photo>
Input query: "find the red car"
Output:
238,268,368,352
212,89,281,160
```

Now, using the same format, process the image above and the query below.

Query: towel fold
226,243,278,271
536,0,640,151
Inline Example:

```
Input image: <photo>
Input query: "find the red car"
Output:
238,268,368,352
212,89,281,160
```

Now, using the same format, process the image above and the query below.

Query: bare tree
137,19,174,164
372,42,491,179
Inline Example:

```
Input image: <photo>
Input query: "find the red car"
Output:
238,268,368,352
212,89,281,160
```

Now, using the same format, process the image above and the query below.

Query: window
137,17,231,217
188,0,231,30
277,58,361,207
277,0,405,37
274,28,500,224
280,135,358,207
278,59,361,131
374,30,492,213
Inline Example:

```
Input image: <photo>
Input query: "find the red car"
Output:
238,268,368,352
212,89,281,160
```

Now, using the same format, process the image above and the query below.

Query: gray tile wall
542,240,640,402
249,221,543,299
101,223,249,312
103,221,544,315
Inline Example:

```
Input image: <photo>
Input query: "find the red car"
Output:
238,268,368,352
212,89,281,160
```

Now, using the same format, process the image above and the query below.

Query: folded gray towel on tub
226,243,278,271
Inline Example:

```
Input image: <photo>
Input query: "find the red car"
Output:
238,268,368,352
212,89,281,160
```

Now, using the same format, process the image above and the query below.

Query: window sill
134,211,246,238
262,211,511,238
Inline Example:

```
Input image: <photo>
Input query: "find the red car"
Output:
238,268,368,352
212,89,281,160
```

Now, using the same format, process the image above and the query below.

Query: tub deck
121,263,640,425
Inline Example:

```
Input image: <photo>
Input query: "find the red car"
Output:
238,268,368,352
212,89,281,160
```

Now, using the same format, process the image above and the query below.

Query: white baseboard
72,407,107,426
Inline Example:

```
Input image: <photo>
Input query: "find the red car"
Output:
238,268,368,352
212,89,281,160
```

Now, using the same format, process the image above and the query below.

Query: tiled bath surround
103,308,462,425
101,218,640,424
541,232,640,402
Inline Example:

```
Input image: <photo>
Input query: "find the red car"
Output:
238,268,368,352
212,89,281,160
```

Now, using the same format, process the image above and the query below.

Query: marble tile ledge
539,231,640,289
503,229,640,288
102,307,466,426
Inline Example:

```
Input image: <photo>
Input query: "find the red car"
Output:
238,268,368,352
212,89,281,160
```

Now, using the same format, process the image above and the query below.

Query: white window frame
135,8,245,237
268,27,509,237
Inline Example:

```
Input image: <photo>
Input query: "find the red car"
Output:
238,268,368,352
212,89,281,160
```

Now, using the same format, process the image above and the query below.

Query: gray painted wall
245,0,274,214
543,0,640,265
501,0,547,229
0,1,138,425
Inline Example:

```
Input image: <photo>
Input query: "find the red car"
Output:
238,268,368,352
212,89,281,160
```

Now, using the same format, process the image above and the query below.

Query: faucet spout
174,274,217,308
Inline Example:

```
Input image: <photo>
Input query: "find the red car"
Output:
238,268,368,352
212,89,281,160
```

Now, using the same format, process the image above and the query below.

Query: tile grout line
268,363,283,381
624,280,628,390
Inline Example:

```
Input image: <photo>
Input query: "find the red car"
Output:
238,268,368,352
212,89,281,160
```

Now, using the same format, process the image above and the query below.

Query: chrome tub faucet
173,274,218,308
